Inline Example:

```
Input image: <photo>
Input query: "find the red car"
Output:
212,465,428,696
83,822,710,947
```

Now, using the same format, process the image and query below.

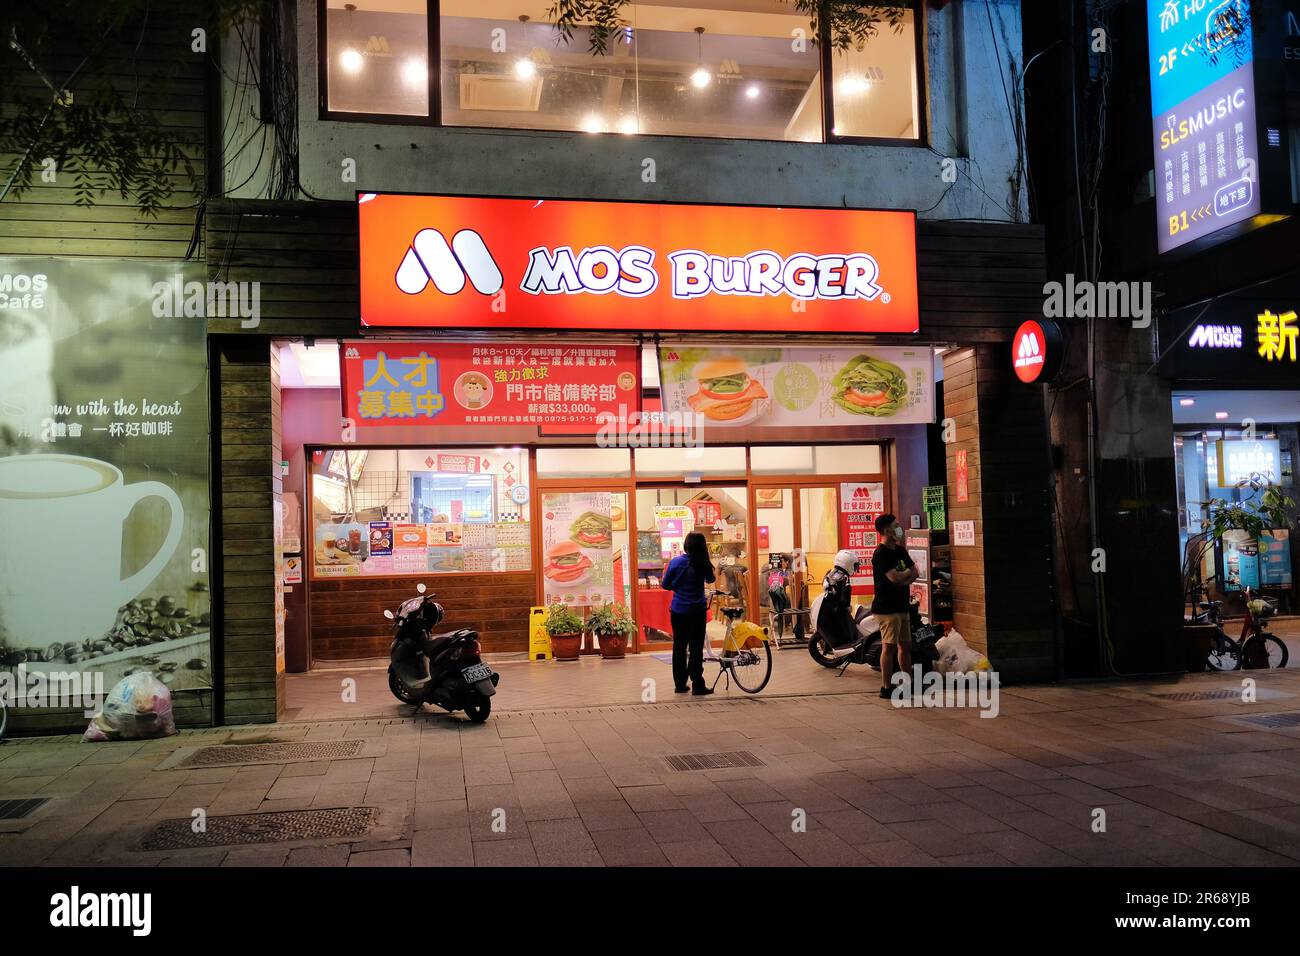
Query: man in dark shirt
871,513,918,699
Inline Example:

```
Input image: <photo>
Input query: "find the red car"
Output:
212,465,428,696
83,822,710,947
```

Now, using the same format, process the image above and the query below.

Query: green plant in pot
587,602,635,659
544,602,585,661
1184,476,1295,600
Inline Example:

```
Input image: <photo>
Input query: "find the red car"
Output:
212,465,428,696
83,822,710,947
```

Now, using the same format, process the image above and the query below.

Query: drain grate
174,739,365,768
139,807,378,851
1151,689,1247,702
0,798,49,821
1233,712,1300,729
663,751,766,772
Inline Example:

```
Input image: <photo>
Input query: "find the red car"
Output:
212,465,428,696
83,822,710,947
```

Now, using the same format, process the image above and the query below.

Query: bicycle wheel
729,642,773,694
1243,634,1289,669
1207,634,1241,671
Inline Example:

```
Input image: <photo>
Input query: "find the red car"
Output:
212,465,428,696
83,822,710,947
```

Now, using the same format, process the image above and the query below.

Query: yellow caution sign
529,606,552,661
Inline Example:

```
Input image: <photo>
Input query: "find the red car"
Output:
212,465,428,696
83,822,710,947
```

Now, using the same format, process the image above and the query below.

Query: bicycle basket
1248,598,1277,620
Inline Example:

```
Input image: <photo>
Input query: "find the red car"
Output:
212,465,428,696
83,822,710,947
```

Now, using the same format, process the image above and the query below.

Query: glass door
634,484,748,649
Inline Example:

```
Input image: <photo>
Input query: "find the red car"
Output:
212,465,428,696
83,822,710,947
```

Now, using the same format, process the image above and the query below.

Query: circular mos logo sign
1011,319,1063,384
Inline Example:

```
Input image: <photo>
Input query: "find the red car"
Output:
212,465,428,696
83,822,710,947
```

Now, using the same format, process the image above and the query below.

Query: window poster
541,492,614,607
0,257,212,710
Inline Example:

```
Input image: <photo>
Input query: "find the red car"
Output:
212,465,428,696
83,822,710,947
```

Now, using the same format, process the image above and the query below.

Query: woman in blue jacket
661,531,716,696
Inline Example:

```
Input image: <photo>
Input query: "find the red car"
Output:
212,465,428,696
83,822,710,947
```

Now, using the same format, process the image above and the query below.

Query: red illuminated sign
1011,320,1063,384
358,193,919,334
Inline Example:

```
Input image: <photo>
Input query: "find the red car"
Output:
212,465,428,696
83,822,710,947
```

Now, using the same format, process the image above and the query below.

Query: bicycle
702,591,773,694
1190,583,1289,671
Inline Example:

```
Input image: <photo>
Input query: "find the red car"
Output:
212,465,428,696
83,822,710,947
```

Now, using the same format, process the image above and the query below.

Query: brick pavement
3,654,1300,867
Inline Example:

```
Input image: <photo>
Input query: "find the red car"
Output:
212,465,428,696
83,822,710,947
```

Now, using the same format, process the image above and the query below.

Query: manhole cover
663,751,765,772
173,739,365,768
138,807,378,851
1232,712,1300,729
0,798,49,821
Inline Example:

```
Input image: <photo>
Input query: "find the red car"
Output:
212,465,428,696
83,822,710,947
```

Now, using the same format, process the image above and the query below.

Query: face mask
893,527,905,541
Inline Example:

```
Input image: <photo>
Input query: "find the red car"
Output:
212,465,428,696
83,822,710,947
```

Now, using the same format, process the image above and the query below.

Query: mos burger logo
1011,319,1062,384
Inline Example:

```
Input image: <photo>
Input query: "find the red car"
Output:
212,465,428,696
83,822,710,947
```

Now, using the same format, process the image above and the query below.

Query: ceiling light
1178,398,1195,407
401,58,425,89
581,113,604,134
839,74,870,95
514,58,536,80
745,83,760,99
691,27,711,88
1215,411,1230,420
618,114,639,135
340,48,363,73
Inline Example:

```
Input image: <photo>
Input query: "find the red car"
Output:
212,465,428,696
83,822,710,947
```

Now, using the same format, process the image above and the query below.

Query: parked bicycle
702,589,773,694
1190,582,1289,671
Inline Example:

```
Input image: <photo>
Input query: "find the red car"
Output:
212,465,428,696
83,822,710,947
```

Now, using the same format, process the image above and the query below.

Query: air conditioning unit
459,73,543,112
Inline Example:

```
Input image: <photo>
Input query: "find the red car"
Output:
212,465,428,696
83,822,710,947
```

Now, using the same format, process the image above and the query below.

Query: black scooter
385,583,499,722
808,596,941,674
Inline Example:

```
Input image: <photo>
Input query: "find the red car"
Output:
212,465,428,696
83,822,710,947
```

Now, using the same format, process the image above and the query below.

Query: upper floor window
320,1,922,144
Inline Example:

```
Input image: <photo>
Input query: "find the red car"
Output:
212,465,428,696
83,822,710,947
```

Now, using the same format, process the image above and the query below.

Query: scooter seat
422,628,475,654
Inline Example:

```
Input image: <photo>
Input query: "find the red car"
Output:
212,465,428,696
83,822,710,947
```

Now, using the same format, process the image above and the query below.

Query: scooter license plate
461,663,492,683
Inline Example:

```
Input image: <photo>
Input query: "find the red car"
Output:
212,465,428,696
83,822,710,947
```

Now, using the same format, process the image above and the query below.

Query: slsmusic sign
358,193,919,334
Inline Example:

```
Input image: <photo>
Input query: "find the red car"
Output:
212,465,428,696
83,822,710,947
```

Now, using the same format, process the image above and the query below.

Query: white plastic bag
83,671,177,742
934,629,992,674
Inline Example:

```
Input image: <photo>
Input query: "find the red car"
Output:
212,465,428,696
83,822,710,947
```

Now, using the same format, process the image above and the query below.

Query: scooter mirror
417,583,426,594
383,609,394,620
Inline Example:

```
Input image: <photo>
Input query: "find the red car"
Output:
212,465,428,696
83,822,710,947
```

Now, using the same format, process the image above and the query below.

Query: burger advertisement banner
658,346,934,427
358,193,919,335
541,492,614,607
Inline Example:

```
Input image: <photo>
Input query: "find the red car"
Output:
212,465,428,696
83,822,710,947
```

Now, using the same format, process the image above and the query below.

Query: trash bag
83,671,177,742
934,630,992,674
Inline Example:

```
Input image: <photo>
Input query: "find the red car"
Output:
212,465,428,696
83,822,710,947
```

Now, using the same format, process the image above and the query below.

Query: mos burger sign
358,193,919,334
1011,319,1063,384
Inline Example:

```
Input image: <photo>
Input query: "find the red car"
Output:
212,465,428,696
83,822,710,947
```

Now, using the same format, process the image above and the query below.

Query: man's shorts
877,612,911,646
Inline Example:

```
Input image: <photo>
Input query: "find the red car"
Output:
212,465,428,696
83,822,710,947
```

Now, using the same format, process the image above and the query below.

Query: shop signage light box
1146,0,1292,255
1215,438,1281,484
357,193,919,334
1157,267,1300,381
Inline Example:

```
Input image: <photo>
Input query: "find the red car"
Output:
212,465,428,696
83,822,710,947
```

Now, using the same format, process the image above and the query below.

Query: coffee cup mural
0,454,184,654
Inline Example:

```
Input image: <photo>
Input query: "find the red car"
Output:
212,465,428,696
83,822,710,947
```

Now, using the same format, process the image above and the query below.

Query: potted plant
588,603,635,659
544,603,585,661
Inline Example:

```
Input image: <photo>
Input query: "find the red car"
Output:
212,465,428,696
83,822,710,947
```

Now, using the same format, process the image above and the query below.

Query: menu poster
653,504,694,561
541,492,614,607
369,521,394,555
1259,530,1293,587
659,346,934,427
313,522,372,576
839,482,884,595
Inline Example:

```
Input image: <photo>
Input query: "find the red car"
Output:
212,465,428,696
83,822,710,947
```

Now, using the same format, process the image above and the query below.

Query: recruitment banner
358,192,919,334
0,257,212,703
339,341,640,432
658,345,934,427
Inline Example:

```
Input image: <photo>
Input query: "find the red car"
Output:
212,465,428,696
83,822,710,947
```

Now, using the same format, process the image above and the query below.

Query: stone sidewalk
3,665,1300,867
